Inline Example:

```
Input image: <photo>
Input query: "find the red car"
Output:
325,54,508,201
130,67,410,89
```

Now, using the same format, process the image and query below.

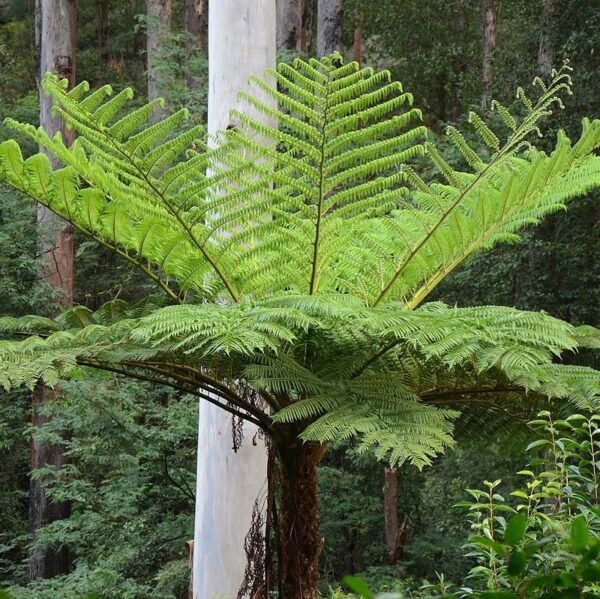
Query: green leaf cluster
0,56,599,465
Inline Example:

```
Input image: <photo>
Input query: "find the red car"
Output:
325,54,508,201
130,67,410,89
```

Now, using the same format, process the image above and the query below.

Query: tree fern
0,55,599,467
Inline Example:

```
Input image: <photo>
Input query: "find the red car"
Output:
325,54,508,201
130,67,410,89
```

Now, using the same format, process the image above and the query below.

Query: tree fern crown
0,56,599,466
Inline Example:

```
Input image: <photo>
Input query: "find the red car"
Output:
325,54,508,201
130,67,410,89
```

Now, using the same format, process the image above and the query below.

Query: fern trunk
277,441,327,599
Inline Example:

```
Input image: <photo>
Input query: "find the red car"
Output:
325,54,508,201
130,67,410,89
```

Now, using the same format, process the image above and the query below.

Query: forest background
0,0,598,597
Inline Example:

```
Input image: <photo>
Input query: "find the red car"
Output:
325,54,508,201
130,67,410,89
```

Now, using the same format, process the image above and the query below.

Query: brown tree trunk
481,0,498,110
29,0,77,582
383,467,409,564
316,0,342,58
96,0,108,57
28,386,71,580
299,0,314,54
184,0,205,56
277,0,313,53
538,0,554,79
353,7,362,66
277,441,327,599
451,1,467,121
146,0,171,117
183,0,205,92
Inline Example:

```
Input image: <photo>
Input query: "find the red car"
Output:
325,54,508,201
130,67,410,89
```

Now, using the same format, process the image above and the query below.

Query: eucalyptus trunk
316,0,342,58
146,0,171,120
481,0,498,110
277,0,313,53
538,0,555,79
29,0,77,581
184,0,205,57
192,2,276,598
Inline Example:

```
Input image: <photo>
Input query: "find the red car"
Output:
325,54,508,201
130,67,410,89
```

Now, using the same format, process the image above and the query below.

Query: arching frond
0,57,598,466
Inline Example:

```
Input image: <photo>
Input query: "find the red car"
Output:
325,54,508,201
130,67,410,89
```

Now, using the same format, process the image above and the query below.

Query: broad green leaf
570,516,590,552
342,576,374,599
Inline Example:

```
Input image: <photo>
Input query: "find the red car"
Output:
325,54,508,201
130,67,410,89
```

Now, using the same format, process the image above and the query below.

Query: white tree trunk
193,2,276,598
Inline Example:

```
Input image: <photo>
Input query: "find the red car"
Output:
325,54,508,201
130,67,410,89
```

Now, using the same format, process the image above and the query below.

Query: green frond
0,56,598,467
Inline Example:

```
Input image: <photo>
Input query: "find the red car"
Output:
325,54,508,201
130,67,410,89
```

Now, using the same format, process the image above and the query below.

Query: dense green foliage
1,56,599,463
8,375,195,599
337,412,600,598
0,1,599,597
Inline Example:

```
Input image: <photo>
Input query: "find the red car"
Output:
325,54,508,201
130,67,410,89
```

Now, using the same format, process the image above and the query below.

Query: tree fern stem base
277,441,327,599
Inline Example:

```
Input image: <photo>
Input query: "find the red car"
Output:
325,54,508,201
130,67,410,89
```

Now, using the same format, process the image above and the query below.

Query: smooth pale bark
538,0,555,78
192,2,276,598
316,0,342,58
146,0,171,112
481,1,498,109
29,0,77,582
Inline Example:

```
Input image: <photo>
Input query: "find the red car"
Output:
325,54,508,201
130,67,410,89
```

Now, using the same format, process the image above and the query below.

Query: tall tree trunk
481,0,498,110
277,0,313,53
96,0,108,57
192,2,276,598
352,6,362,66
299,0,314,54
538,0,554,79
184,0,206,56
277,441,327,599
316,0,342,58
183,0,206,91
29,0,77,582
451,0,467,121
146,0,171,115
383,467,409,564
